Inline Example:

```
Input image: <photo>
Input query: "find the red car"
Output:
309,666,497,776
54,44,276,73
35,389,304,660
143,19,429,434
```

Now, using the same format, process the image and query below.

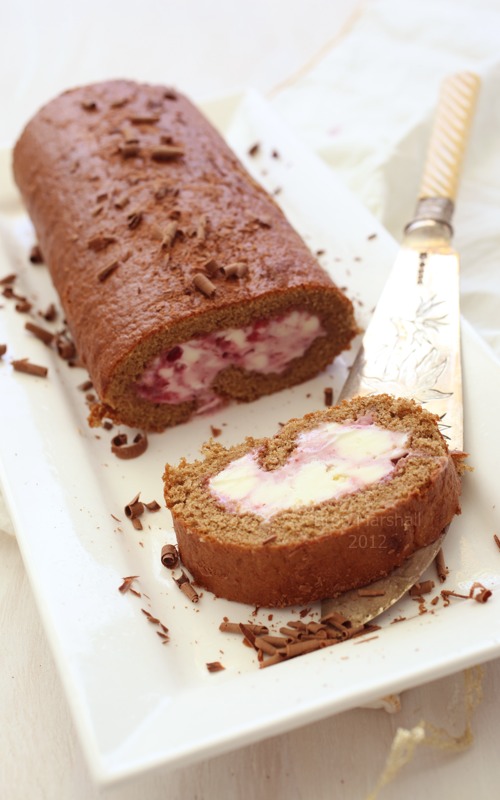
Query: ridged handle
419,71,480,201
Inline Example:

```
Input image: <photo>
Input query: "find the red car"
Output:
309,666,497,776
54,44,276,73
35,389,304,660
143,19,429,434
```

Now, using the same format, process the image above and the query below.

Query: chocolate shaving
11,358,48,377
120,143,141,158
29,244,44,264
0,273,16,286
54,332,77,360
210,425,222,438
161,544,179,568
324,387,334,407
409,579,435,597
97,260,119,283
469,582,492,603
41,303,57,321
118,575,140,594
154,182,174,201
248,143,260,157
494,534,500,551
0,344,7,357
151,145,185,162
196,214,208,242
357,588,386,597
160,221,178,250
441,582,492,606
127,211,143,230
145,500,161,512
141,609,160,624
24,322,54,346
132,517,143,531
114,194,130,209
174,570,199,603
111,432,148,459
88,235,116,252
130,114,160,124
193,273,216,297
206,661,225,672
202,259,219,277
220,262,248,279
121,124,139,143
435,548,448,583
78,379,93,392
15,299,32,313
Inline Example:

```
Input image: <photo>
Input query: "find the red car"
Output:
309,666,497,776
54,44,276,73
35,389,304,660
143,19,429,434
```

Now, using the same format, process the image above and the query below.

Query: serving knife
321,71,480,625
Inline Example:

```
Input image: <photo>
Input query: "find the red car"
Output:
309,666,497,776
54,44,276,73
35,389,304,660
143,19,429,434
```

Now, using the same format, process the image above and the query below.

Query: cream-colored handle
419,71,480,201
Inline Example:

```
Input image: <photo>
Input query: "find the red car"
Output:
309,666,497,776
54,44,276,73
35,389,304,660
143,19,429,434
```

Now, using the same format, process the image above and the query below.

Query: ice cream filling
136,310,324,408
209,419,409,521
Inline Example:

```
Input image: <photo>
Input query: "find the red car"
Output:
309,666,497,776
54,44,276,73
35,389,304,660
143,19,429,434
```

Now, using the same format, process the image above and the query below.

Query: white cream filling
209,420,409,521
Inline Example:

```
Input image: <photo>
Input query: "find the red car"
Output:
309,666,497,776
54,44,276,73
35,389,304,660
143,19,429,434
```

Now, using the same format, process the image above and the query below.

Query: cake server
321,71,480,626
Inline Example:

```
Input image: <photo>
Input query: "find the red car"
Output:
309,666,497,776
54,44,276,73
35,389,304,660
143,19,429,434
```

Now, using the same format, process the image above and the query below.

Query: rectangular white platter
0,91,499,785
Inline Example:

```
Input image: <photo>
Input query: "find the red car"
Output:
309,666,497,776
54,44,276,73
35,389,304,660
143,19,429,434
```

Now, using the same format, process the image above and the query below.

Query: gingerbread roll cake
13,80,357,431
164,395,464,608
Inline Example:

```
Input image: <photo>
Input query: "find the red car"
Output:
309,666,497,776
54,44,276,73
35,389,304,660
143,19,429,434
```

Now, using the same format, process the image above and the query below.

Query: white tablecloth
2,1,500,798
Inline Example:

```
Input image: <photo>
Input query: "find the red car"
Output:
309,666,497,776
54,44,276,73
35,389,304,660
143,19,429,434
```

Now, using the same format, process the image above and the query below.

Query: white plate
1,92,499,786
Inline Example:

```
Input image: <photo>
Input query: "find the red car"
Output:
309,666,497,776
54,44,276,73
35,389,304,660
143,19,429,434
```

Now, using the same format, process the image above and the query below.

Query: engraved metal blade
321,71,480,624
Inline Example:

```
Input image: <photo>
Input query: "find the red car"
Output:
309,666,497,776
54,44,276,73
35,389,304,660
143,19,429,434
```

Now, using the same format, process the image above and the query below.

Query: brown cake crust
12,79,357,431
163,395,464,607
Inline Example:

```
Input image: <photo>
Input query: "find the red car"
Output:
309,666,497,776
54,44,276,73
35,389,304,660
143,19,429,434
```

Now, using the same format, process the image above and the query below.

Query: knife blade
321,71,480,625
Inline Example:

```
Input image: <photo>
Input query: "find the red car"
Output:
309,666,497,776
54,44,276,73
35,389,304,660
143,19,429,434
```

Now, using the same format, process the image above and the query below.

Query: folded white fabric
272,0,500,358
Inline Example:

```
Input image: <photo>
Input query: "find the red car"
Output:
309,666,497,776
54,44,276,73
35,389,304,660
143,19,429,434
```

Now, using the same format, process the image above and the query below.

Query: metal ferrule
404,197,455,237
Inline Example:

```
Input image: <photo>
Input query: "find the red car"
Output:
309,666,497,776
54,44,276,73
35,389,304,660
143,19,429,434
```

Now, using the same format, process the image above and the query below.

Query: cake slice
13,79,357,431
163,395,464,607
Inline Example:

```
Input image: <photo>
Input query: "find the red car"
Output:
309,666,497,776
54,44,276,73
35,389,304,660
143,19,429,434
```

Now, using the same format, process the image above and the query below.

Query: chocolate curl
151,145,185,162
469,582,492,603
174,570,199,603
111,432,148,459
25,321,55,346
324,387,334,407
220,262,248,279
11,358,48,377
193,272,216,297
435,548,448,583
124,493,145,520
409,580,435,597
160,544,179,568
